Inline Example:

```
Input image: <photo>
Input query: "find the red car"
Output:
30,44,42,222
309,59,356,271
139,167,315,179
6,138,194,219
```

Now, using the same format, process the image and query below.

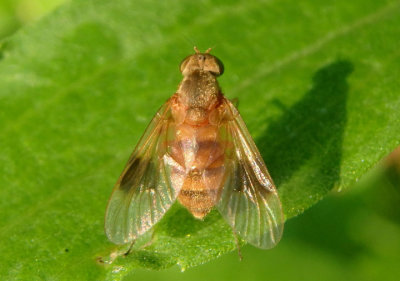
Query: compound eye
214,57,224,76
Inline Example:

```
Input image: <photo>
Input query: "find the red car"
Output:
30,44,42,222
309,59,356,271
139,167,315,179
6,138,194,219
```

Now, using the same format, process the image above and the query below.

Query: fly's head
180,47,224,77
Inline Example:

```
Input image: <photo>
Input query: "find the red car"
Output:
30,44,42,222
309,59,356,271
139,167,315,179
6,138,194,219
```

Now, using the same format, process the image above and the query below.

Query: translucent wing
216,99,284,249
105,100,184,244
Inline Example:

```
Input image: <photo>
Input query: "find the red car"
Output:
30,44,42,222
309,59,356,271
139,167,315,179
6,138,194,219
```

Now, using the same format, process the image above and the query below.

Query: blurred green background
1,1,400,280
0,0,64,39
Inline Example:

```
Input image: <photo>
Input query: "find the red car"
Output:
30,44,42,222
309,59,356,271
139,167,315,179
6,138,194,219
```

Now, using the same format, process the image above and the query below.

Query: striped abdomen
170,122,225,219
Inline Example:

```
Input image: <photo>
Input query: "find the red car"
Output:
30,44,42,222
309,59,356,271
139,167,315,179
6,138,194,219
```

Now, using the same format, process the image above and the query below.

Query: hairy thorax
175,70,221,125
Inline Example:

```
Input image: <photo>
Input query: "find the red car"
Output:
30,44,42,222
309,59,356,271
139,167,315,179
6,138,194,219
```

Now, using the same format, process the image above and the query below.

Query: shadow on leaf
127,249,175,270
257,60,354,216
155,203,222,238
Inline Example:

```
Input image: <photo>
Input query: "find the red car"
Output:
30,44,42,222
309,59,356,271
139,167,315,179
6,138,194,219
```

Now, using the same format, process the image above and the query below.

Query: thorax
175,70,221,125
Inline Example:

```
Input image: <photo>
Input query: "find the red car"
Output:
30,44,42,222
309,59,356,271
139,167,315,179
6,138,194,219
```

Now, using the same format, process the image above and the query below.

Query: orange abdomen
170,122,225,219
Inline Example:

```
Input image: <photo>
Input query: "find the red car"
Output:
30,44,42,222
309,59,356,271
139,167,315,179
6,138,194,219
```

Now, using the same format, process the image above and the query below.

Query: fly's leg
124,229,155,256
123,240,136,256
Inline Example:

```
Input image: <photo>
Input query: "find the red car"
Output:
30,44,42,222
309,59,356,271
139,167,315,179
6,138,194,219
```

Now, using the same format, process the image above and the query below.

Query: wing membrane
217,99,284,249
105,100,183,244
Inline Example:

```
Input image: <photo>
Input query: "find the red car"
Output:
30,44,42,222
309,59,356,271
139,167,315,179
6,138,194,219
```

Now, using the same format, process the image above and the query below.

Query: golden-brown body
170,50,225,218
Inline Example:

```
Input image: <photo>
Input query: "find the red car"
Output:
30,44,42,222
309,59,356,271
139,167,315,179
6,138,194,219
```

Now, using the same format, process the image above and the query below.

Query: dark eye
215,57,224,76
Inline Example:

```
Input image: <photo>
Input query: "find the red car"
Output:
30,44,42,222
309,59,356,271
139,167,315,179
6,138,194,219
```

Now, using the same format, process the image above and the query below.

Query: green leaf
1,0,399,279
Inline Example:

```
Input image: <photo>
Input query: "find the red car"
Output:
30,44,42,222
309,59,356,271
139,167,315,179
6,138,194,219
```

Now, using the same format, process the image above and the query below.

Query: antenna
193,46,212,54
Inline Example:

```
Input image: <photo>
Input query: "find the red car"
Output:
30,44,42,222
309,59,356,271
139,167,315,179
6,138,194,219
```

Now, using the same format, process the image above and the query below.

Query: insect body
105,47,284,249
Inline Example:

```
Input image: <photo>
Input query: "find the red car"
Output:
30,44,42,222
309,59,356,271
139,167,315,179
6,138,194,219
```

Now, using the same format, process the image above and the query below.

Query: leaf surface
1,0,399,279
